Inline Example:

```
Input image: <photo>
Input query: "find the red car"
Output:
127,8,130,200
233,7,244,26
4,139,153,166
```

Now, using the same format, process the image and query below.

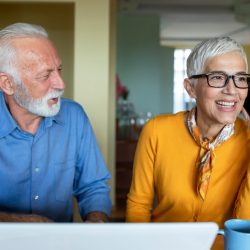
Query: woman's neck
196,116,225,141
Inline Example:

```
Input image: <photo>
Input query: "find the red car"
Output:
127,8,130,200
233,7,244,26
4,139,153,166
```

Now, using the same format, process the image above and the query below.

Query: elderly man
0,23,111,222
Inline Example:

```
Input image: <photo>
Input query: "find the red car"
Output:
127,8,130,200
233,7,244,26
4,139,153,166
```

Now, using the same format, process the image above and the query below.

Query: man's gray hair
0,23,48,81
0,22,48,39
186,36,248,78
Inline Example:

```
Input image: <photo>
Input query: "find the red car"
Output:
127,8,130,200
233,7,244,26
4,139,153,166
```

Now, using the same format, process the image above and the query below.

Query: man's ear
184,78,197,99
0,73,14,95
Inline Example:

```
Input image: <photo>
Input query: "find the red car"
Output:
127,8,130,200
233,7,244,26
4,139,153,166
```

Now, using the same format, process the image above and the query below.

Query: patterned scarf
186,108,234,200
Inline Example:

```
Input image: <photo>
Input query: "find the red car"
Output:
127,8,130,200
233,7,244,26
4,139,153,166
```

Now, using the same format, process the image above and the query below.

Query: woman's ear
0,73,14,95
184,78,197,99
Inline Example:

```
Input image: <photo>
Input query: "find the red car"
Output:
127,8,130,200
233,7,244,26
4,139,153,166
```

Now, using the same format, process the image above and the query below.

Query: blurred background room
1,0,250,222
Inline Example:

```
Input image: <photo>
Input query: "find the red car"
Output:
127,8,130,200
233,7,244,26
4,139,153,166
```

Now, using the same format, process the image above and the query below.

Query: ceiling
118,0,250,47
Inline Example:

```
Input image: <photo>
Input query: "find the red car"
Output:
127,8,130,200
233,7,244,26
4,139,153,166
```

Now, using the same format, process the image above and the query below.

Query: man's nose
51,72,65,90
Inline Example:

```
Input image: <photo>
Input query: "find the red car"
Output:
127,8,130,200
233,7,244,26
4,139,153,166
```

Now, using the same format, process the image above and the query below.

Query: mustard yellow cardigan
126,112,250,228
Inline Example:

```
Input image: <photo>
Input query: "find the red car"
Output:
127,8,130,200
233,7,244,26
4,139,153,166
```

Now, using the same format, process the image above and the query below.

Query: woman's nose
223,77,237,94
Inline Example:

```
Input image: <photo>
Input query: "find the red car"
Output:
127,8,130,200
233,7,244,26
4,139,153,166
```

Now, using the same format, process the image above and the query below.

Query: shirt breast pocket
54,159,75,202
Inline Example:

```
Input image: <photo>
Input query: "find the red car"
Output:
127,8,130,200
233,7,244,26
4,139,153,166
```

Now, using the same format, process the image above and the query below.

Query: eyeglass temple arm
188,74,204,79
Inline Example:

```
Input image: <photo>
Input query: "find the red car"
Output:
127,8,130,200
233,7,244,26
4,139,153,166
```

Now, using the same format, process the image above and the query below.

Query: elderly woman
126,36,250,228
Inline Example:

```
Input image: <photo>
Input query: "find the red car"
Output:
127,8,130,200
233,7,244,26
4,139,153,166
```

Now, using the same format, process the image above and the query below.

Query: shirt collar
0,91,17,138
0,91,64,138
52,105,64,125
43,109,64,128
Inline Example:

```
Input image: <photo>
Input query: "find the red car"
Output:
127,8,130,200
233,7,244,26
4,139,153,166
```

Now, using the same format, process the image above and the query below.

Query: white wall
74,0,116,204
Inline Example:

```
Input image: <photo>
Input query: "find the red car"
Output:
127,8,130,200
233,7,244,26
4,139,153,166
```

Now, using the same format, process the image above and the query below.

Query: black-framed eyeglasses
189,72,250,89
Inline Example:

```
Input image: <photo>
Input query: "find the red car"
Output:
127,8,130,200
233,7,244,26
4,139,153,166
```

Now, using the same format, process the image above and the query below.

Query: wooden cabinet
115,139,137,208
111,118,140,221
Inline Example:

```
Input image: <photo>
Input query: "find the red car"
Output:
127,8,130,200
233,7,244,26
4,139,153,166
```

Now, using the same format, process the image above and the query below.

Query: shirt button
34,167,40,172
34,195,39,200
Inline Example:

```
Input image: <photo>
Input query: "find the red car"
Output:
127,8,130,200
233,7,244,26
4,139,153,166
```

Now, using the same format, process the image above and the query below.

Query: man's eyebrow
34,69,52,79
36,65,62,76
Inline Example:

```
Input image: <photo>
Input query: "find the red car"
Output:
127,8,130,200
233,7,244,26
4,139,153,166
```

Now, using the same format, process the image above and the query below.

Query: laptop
0,222,218,250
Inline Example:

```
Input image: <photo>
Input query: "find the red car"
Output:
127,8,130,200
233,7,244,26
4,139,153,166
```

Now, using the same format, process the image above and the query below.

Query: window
173,49,195,113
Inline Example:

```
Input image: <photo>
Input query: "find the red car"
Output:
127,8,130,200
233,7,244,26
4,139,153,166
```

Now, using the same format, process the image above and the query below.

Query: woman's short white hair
0,23,48,82
186,36,248,78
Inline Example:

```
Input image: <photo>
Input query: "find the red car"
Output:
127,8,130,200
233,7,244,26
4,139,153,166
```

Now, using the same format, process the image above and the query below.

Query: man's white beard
13,82,64,117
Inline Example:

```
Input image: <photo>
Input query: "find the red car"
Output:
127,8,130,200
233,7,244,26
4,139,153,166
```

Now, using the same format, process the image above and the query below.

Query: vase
116,99,137,140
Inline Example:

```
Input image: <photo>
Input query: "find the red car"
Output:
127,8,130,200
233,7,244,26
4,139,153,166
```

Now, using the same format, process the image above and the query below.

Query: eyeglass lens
207,73,250,88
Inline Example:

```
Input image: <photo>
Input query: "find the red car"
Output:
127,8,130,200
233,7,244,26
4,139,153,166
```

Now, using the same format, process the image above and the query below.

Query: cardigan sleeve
234,162,250,219
126,119,156,222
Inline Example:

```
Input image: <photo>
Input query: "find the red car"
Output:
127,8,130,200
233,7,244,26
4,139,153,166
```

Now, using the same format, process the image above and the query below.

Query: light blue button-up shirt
0,91,112,222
